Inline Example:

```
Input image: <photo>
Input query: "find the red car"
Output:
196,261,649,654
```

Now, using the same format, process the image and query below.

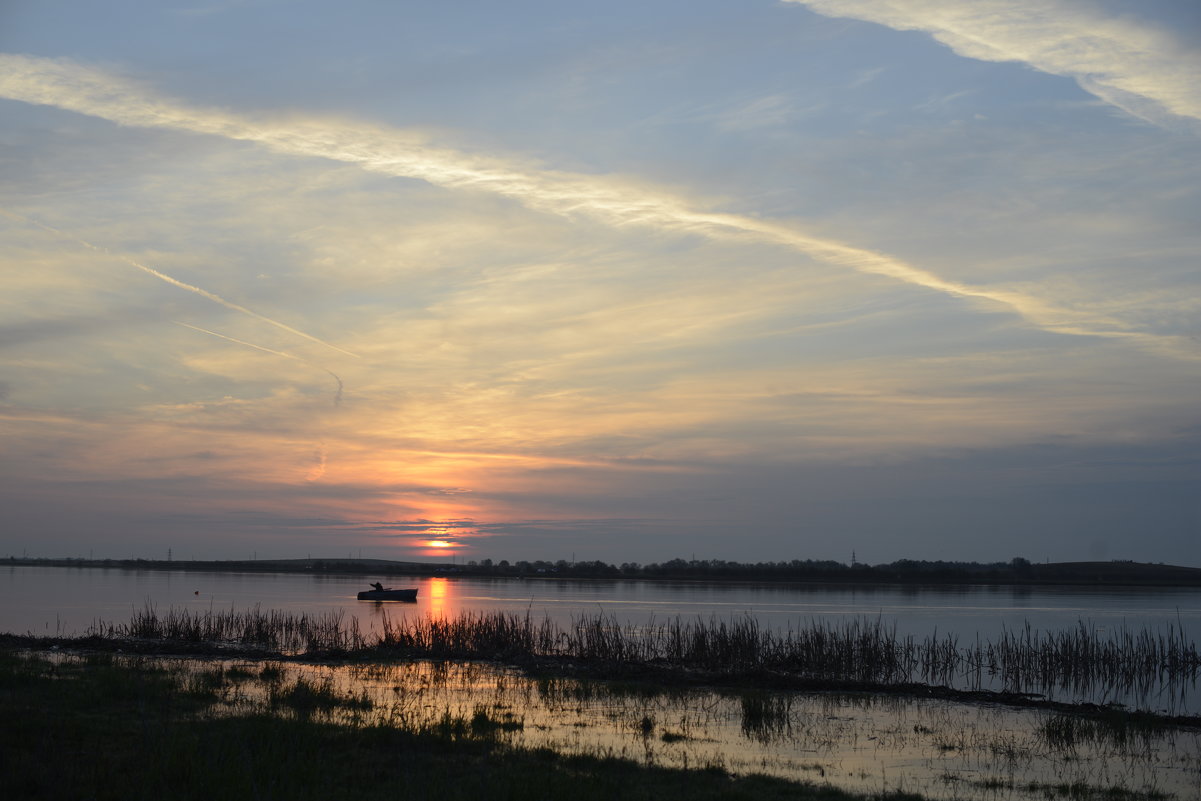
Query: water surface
5,564,1199,711
6,564,1199,642
47,652,1201,801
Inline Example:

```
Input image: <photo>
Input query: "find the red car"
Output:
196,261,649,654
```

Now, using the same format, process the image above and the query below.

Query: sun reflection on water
427,577,451,618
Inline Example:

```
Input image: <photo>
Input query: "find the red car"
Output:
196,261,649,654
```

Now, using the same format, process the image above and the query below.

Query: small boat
357,587,418,602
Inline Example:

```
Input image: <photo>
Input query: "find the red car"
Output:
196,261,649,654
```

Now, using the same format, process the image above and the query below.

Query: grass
941,774,1170,801
55,606,1200,712
0,648,926,801
268,675,372,717
88,605,364,653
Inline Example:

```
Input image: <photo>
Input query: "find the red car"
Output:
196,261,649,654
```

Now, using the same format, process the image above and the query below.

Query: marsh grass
268,675,372,716
942,774,1171,801
2,649,913,801
89,605,365,653
81,606,1200,705
382,612,1200,699
469,704,524,736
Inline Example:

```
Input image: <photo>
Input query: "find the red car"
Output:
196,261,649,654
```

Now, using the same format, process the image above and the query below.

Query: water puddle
69,653,1201,800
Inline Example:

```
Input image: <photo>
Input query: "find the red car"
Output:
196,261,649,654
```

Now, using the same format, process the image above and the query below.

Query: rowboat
357,588,418,601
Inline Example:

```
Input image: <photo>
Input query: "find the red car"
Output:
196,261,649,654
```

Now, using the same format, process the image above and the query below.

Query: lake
4,564,1200,644
7,563,1201,767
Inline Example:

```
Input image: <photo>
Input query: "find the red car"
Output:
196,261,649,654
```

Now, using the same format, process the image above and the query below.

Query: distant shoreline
6,555,1201,588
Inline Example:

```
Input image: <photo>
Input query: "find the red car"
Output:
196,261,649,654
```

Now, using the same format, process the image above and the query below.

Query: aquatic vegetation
469,704,524,736
269,675,372,716
76,606,1201,713
6,651,890,801
941,775,1172,801
89,604,367,653
6,649,1201,800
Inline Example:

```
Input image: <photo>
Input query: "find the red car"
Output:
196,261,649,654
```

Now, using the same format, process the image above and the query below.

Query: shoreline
8,556,1201,589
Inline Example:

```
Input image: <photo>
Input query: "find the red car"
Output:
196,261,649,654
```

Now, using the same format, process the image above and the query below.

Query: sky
1,0,1198,565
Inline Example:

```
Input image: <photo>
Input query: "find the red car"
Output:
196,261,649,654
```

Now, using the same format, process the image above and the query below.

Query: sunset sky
1,1,1198,564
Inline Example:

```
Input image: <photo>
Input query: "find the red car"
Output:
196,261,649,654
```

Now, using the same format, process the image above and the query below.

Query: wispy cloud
174,322,344,406
2,53,1193,361
0,206,358,359
785,0,1201,128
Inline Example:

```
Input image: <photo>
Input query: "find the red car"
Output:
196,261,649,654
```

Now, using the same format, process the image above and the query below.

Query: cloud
0,207,358,359
305,443,327,482
784,0,1201,129
175,322,343,407
1,53,1193,361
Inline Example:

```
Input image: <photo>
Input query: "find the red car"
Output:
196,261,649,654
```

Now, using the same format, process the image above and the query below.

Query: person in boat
370,582,384,592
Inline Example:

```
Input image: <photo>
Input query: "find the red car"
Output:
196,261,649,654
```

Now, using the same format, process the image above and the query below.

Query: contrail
0,53,1195,360
175,321,343,406
0,205,358,360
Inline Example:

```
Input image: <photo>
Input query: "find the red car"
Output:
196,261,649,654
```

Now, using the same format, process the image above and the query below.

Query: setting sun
421,540,460,549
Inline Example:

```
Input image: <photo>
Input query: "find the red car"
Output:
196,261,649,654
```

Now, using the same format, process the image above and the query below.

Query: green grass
0,648,923,801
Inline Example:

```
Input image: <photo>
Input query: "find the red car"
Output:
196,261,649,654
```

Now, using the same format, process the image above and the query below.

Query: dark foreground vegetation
9,554,1201,587
0,648,921,801
13,607,1198,722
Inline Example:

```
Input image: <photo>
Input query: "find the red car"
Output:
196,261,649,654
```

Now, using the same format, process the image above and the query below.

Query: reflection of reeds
1039,711,1172,753
89,607,1200,703
738,690,792,743
972,622,1200,701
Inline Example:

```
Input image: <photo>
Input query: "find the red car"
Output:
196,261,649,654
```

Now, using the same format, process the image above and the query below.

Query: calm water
5,564,1199,643
12,566,1201,797
38,652,1201,801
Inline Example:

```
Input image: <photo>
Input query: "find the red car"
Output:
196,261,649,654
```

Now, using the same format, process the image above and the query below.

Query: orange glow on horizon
421,539,463,549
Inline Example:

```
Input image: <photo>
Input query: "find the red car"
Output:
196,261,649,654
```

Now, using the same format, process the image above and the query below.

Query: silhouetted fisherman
370,582,384,592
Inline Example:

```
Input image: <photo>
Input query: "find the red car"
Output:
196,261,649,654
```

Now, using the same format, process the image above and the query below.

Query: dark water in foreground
5,565,1200,712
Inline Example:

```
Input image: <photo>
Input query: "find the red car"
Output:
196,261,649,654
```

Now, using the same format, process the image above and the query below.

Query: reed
86,606,1200,699
88,604,366,653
